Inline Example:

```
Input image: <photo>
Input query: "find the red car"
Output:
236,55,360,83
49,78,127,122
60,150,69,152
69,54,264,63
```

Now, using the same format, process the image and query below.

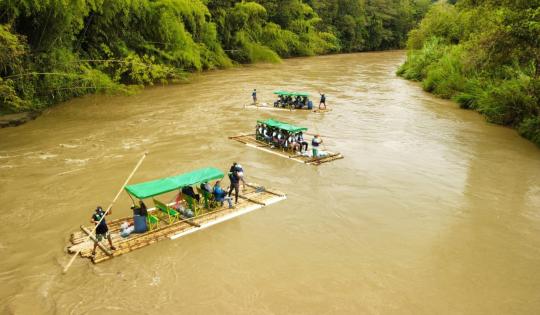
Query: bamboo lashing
62,152,148,273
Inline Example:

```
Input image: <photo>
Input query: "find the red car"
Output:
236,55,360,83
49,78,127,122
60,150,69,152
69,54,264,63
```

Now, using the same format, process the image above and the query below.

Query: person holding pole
91,206,116,256
63,152,147,273
318,92,326,110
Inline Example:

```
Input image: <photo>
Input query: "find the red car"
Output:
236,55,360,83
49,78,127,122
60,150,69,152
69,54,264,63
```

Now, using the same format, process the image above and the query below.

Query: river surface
1,51,540,314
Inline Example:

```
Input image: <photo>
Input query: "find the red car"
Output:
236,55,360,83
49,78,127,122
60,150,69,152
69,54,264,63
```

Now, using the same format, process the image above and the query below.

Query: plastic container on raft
133,215,148,233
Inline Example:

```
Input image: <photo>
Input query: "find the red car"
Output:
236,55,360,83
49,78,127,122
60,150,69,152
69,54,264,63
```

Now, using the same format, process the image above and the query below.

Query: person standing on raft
228,162,241,205
91,206,116,256
318,92,326,110
312,135,323,158
252,89,257,104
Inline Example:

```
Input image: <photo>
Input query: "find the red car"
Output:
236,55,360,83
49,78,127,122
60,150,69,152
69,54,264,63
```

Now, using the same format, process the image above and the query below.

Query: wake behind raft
229,118,344,166
66,167,286,264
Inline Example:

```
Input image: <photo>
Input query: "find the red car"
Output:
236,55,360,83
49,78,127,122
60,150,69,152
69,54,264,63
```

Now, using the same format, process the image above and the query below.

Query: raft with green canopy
257,118,308,133
230,119,344,165
67,164,286,264
125,167,224,199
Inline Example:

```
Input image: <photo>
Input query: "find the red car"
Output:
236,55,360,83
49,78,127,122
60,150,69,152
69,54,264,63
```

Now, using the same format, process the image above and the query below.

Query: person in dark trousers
252,89,257,104
228,162,240,204
131,200,148,216
319,92,326,110
91,206,116,256
182,185,200,202
297,132,309,152
200,181,212,193
139,200,148,216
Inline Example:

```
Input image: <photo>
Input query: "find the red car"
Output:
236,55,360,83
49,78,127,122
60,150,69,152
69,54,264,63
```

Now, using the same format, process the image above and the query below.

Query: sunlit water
1,51,539,314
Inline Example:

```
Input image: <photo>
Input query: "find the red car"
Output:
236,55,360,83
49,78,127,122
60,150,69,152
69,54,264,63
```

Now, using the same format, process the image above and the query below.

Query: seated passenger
263,126,272,142
302,96,308,108
272,129,279,146
288,133,300,151
282,131,290,149
294,96,302,109
182,185,200,202
213,180,233,208
297,132,309,152
200,181,212,193
274,95,282,107
276,130,285,147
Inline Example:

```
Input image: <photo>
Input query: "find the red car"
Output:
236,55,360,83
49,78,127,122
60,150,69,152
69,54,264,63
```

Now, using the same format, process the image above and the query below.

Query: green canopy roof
257,118,308,133
125,167,224,199
273,90,310,97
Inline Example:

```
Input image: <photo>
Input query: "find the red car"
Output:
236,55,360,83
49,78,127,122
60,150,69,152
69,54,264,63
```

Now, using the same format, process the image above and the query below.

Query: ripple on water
64,158,89,165
59,143,79,149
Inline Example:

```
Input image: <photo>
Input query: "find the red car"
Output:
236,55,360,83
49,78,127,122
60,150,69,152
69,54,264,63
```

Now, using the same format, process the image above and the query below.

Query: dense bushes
398,1,540,146
0,0,430,114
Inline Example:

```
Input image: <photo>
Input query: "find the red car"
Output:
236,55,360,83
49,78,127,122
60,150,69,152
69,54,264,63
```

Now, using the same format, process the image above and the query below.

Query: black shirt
182,186,197,198
229,166,239,184
92,209,108,234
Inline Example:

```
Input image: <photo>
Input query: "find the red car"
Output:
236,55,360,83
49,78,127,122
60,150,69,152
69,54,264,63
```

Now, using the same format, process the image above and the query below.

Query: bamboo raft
66,184,286,264
229,134,344,165
244,104,332,113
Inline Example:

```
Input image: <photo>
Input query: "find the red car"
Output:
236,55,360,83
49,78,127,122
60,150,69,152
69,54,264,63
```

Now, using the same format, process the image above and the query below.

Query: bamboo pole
62,152,148,273
80,225,112,255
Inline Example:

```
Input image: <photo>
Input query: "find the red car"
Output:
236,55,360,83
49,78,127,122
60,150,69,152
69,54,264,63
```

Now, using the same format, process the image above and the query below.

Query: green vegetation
398,1,540,146
0,0,429,114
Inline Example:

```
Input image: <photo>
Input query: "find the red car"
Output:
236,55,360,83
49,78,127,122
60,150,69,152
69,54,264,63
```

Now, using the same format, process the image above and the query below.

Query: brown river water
1,51,540,314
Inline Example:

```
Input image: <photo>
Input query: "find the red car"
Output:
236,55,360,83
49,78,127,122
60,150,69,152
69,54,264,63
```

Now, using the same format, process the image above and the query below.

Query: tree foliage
398,0,540,146
0,0,430,113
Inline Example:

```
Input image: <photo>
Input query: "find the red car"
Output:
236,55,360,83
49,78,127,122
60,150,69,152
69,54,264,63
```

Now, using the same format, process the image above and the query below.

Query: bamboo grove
0,0,431,114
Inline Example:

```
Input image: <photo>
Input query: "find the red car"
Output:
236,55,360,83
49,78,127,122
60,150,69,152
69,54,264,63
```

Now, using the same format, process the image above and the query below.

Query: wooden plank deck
229,134,344,165
67,184,286,264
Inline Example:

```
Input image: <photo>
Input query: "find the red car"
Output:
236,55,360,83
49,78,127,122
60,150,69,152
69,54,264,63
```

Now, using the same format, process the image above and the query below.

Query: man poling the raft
63,152,148,273
90,206,116,256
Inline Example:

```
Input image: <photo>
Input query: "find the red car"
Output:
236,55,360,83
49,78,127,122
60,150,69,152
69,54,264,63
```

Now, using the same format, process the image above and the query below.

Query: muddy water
1,51,540,314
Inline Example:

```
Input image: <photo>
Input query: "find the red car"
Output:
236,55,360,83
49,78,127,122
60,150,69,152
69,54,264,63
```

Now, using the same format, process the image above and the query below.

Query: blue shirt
213,186,226,201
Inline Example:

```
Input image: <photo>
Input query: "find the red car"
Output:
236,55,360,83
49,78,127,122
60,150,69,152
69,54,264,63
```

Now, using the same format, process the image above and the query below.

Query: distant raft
230,119,344,166
66,167,286,264
244,90,332,113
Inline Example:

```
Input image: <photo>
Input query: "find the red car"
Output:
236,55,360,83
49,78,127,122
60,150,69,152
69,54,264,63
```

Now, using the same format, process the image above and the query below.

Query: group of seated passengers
274,95,313,109
255,123,309,152
175,180,234,210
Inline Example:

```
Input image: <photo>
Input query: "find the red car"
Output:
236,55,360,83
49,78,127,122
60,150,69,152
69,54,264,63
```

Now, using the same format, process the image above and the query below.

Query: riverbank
397,2,540,147
0,111,39,128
